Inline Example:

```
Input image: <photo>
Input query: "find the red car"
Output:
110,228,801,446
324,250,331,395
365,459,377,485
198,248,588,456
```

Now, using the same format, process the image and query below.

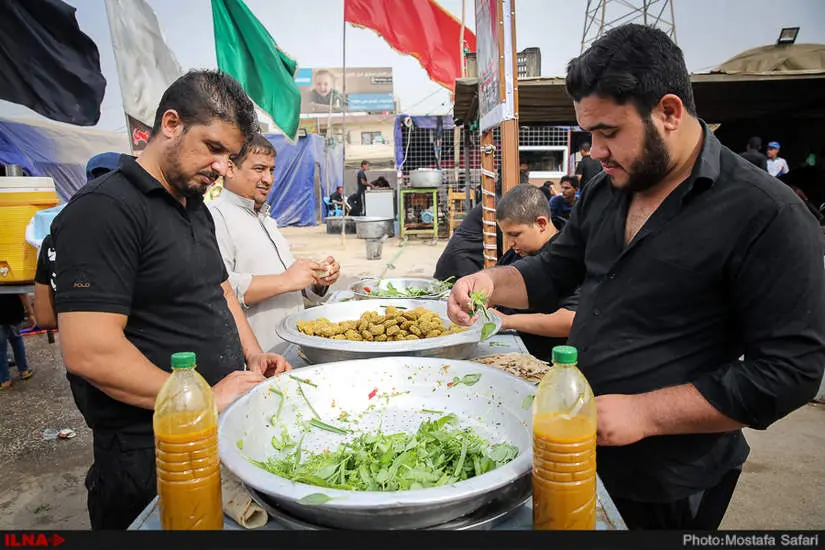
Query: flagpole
340,3,348,248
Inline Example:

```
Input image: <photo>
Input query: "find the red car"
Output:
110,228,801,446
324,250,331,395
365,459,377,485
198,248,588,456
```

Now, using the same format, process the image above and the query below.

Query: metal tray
349,278,449,301
275,299,501,364
246,474,531,530
219,357,535,530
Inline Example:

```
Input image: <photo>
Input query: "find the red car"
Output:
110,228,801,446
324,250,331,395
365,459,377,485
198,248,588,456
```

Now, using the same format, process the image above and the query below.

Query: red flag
344,0,477,91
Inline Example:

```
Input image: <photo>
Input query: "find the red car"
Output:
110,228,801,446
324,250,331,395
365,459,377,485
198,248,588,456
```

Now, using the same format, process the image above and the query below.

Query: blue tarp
0,117,129,201
263,133,342,227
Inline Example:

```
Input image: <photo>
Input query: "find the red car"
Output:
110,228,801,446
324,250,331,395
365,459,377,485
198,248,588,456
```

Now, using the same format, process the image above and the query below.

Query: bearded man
447,25,825,529
51,70,292,529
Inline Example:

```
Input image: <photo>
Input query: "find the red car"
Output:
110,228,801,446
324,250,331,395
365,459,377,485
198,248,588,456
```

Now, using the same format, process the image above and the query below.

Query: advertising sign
295,67,394,114
476,0,515,132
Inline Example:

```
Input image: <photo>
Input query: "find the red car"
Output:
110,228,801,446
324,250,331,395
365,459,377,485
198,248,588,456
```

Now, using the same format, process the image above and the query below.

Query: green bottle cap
552,345,577,365
170,352,196,370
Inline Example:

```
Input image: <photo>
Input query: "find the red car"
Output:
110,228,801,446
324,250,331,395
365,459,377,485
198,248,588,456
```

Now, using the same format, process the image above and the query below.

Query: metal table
129,290,626,531
0,283,34,295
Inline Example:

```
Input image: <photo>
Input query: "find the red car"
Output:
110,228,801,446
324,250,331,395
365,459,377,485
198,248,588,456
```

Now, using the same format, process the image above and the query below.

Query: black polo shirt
514,123,825,502
51,155,244,442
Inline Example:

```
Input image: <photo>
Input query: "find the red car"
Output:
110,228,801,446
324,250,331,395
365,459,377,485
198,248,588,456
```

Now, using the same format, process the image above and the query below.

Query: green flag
211,0,300,140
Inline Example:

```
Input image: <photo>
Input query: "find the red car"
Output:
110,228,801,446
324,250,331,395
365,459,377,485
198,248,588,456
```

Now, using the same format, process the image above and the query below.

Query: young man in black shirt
575,141,603,188
52,70,291,529
489,185,578,362
447,25,825,529
740,136,768,171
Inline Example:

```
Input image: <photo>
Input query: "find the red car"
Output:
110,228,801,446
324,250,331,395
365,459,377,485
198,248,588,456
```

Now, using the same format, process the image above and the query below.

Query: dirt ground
1,226,823,530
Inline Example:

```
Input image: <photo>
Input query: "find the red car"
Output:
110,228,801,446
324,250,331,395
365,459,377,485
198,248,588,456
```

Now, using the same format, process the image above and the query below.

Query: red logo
3,533,65,547
132,128,149,145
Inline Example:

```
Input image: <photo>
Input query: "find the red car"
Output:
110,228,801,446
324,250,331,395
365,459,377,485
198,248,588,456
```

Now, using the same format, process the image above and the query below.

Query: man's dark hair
560,175,580,189
566,24,696,118
496,185,551,224
580,141,591,153
361,160,369,167
150,70,258,140
230,134,276,167
748,136,763,151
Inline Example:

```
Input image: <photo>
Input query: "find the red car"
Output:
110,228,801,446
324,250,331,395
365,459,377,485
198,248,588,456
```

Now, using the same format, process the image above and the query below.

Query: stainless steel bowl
349,277,449,301
409,168,442,188
274,299,501,364
353,217,394,240
219,357,535,529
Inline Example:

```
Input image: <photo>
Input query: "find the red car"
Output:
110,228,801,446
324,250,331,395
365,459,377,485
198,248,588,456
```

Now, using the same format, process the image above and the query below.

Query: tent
0,116,130,201
263,133,343,227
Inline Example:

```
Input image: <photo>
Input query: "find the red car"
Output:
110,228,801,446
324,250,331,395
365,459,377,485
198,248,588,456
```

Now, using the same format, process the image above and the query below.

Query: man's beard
166,147,218,199
620,118,672,193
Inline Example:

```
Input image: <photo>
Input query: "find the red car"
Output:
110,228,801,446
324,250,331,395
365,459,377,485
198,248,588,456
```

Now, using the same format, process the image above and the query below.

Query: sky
2,0,824,133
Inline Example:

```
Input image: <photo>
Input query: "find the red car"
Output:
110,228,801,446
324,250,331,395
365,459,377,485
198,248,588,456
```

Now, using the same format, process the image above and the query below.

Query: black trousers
612,468,742,530
86,431,156,530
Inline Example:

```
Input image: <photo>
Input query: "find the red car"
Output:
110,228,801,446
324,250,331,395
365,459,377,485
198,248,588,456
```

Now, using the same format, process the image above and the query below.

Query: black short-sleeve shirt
51,155,244,439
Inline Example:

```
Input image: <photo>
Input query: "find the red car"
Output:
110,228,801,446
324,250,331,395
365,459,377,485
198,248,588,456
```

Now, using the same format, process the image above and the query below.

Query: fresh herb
521,395,535,410
289,374,318,388
297,385,320,419
367,278,454,298
421,409,444,414
309,418,350,435
271,426,296,451
298,493,342,506
269,387,285,425
469,291,497,341
253,413,518,492
447,373,482,388
236,439,244,450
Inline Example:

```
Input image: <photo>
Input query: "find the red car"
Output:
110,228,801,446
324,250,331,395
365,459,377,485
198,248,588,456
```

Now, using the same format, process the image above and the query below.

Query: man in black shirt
52,70,291,529
575,141,603,187
447,25,825,529
489,185,578,362
740,136,768,171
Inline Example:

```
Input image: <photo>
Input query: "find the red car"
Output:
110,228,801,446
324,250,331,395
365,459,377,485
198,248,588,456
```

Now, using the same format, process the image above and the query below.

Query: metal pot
409,168,442,188
353,216,394,239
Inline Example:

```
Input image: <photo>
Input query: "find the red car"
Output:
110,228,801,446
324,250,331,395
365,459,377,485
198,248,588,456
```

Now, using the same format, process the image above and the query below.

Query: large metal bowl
275,299,501,364
349,277,449,301
219,357,535,529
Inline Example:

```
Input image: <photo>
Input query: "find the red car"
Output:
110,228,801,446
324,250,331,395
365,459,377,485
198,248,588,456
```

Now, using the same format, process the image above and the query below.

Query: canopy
0,116,129,201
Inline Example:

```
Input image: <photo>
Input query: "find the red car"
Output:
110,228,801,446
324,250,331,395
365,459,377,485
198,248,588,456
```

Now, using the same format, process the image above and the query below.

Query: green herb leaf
298,493,336,506
521,395,535,410
461,373,482,386
421,409,444,414
297,385,320,419
481,322,496,341
236,439,243,450
289,374,318,388
309,418,350,435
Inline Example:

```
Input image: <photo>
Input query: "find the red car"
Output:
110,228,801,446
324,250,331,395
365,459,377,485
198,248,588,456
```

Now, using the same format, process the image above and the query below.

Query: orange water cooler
0,176,59,284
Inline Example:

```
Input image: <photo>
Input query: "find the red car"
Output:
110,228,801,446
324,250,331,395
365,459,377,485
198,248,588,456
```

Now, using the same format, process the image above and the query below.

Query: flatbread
471,353,549,384
222,466,268,529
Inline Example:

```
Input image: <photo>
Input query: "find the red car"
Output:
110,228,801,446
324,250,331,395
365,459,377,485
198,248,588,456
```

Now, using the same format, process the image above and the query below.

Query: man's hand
447,271,495,326
247,353,292,377
315,256,341,287
285,259,324,292
212,370,266,413
595,394,653,446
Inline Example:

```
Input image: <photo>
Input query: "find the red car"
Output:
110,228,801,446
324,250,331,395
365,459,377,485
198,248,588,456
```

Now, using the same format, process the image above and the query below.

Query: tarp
264,133,342,227
0,116,129,201
714,43,825,76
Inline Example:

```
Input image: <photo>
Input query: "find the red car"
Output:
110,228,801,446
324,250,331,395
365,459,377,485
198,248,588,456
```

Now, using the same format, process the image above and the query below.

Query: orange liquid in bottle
532,345,597,530
533,413,597,530
154,352,223,530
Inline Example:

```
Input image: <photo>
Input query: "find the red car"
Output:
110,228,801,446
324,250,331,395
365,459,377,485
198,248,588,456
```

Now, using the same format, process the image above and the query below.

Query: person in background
575,141,603,188
542,180,559,196
34,154,121,332
446,24,825,529
209,134,340,355
766,141,790,178
0,294,35,389
490,185,578,362
356,160,373,212
549,175,579,220
329,185,345,206
433,203,485,281
740,136,768,171
52,70,291,529
519,161,530,184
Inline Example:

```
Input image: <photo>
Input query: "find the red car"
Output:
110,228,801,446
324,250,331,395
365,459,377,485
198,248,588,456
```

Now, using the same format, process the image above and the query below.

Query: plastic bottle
154,352,223,530
532,345,597,530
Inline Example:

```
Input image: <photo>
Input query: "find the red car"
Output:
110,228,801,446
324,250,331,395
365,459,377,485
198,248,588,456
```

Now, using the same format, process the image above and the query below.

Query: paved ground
1,226,823,530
